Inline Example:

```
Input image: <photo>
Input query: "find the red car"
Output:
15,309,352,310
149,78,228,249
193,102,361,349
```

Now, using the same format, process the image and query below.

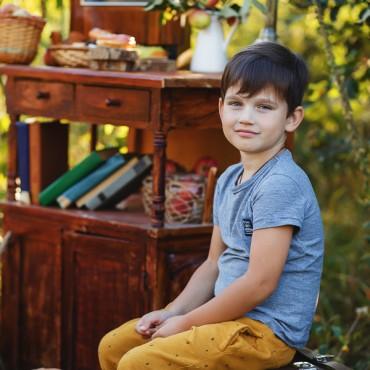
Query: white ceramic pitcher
190,14,239,73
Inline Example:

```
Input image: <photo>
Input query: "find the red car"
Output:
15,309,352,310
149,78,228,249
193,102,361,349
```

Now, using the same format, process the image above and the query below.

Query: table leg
151,130,167,228
7,113,19,201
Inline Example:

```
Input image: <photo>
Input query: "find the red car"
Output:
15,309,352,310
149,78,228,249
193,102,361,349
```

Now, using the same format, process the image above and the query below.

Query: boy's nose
238,106,255,124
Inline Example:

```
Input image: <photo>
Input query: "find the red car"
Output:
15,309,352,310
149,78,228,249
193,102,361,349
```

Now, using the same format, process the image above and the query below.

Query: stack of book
39,149,153,210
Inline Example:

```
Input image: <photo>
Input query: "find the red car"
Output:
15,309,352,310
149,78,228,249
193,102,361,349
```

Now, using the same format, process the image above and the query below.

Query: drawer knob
105,98,121,107
36,91,50,100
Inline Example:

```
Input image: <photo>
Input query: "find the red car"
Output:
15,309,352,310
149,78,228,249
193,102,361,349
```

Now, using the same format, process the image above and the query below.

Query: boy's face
219,84,303,156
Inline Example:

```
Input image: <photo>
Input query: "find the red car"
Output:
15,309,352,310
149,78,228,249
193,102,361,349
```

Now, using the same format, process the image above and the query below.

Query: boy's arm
152,225,292,338
136,225,226,336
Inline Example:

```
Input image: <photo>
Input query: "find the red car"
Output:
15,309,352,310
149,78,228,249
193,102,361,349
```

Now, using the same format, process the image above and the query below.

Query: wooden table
1,65,223,227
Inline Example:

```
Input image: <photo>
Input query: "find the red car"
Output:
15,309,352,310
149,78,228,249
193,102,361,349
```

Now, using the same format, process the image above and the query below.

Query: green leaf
251,0,267,14
219,6,240,19
331,325,342,338
319,344,329,354
288,0,312,8
56,0,63,8
358,8,370,24
240,0,251,21
168,0,184,10
144,0,164,11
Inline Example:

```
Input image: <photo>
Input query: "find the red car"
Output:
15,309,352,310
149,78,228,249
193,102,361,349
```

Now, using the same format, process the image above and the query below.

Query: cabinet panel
14,79,74,117
165,249,208,302
19,236,62,369
76,85,150,125
1,217,62,370
63,232,146,370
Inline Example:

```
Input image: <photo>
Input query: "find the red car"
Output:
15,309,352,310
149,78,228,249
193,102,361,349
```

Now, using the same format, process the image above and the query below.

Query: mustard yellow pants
98,317,295,370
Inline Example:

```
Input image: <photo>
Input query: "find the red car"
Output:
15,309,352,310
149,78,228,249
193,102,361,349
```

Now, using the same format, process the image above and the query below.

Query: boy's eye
257,104,273,110
228,101,242,106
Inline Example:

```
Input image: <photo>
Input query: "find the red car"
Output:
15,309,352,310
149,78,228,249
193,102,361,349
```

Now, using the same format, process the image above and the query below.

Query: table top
0,64,222,89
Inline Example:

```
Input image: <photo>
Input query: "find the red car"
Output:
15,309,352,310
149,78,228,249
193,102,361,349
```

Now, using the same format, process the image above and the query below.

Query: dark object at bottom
279,348,352,370
0,356,6,370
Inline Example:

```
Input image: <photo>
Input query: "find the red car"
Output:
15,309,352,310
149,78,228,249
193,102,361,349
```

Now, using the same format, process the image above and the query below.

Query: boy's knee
98,319,145,370
117,347,147,370
98,331,116,370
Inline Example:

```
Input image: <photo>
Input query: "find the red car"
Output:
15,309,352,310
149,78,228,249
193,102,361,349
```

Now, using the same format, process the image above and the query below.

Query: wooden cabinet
62,231,147,370
0,203,210,370
1,211,63,370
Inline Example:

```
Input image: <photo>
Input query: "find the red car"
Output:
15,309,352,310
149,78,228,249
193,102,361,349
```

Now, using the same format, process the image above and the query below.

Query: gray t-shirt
213,149,324,348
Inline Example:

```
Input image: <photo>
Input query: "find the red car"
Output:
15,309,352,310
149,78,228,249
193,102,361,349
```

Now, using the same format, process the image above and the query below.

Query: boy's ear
285,106,304,133
218,97,224,117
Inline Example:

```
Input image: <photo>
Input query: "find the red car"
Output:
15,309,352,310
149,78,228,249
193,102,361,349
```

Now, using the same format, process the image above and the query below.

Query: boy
98,41,324,370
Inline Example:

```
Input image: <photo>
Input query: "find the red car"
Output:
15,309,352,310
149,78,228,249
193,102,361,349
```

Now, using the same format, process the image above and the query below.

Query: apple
166,161,177,175
188,10,211,29
227,16,237,26
168,190,194,216
193,156,218,177
199,0,219,8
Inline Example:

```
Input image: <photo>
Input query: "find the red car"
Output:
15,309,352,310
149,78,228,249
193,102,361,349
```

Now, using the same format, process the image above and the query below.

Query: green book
39,148,118,206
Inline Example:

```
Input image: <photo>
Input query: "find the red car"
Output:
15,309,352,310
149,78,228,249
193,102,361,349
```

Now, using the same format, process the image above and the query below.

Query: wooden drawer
76,85,150,124
14,79,74,117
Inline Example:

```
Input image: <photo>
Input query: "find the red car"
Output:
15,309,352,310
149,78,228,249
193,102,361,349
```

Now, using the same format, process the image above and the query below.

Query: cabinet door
0,216,62,370
153,236,209,309
62,231,146,370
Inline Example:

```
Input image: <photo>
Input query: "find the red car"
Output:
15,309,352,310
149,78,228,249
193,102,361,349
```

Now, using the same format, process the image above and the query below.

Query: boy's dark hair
221,41,309,116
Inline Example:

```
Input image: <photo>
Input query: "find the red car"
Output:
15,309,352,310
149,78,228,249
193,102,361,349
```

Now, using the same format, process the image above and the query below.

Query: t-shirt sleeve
213,181,221,226
252,174,306,231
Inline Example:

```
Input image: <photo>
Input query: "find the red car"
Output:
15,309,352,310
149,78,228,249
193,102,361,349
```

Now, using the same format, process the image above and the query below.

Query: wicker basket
48,45,89,68
142,174,206,224
0,14,46,64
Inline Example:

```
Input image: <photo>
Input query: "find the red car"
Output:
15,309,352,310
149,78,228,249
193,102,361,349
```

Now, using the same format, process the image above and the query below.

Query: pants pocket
218,321,263,352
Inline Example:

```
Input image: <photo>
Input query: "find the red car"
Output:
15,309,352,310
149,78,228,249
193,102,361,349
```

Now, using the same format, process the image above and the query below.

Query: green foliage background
0,0,369,368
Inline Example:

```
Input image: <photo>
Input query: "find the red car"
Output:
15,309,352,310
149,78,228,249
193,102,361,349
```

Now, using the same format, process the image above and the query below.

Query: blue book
16,121,30,203
57,153,126,209
85,155,152,210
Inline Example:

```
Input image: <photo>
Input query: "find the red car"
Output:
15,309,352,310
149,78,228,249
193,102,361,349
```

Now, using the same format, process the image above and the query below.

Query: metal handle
105,98,121,107
36,91,50,100
293,362,318,370
315,354,335,363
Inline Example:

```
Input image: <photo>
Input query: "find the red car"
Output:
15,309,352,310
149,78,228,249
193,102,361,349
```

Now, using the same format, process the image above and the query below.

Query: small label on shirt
242,218,253,236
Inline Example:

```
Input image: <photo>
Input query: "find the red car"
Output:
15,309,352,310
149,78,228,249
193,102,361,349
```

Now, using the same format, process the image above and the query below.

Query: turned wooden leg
151,131,167,228
90,124,98,152
7,113,19,201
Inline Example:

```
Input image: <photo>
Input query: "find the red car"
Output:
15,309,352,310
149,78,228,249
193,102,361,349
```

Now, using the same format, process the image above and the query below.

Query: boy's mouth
235,129,259,137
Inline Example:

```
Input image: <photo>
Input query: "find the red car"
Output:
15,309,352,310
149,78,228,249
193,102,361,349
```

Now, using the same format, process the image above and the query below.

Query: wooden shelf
0,201,213,239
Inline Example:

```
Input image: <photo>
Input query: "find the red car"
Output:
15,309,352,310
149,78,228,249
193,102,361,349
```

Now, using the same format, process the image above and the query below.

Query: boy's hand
135,309,175,337
151,315,190,339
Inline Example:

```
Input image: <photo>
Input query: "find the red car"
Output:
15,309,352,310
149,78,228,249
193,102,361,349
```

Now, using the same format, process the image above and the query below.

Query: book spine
57,154,126,209
75,157,139,209
86,156,152,210
39,151,103,206
16,122,30,203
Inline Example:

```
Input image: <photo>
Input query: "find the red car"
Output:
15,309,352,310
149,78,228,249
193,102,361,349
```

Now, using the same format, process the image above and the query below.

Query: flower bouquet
145,0,266,72
145,0,266,28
